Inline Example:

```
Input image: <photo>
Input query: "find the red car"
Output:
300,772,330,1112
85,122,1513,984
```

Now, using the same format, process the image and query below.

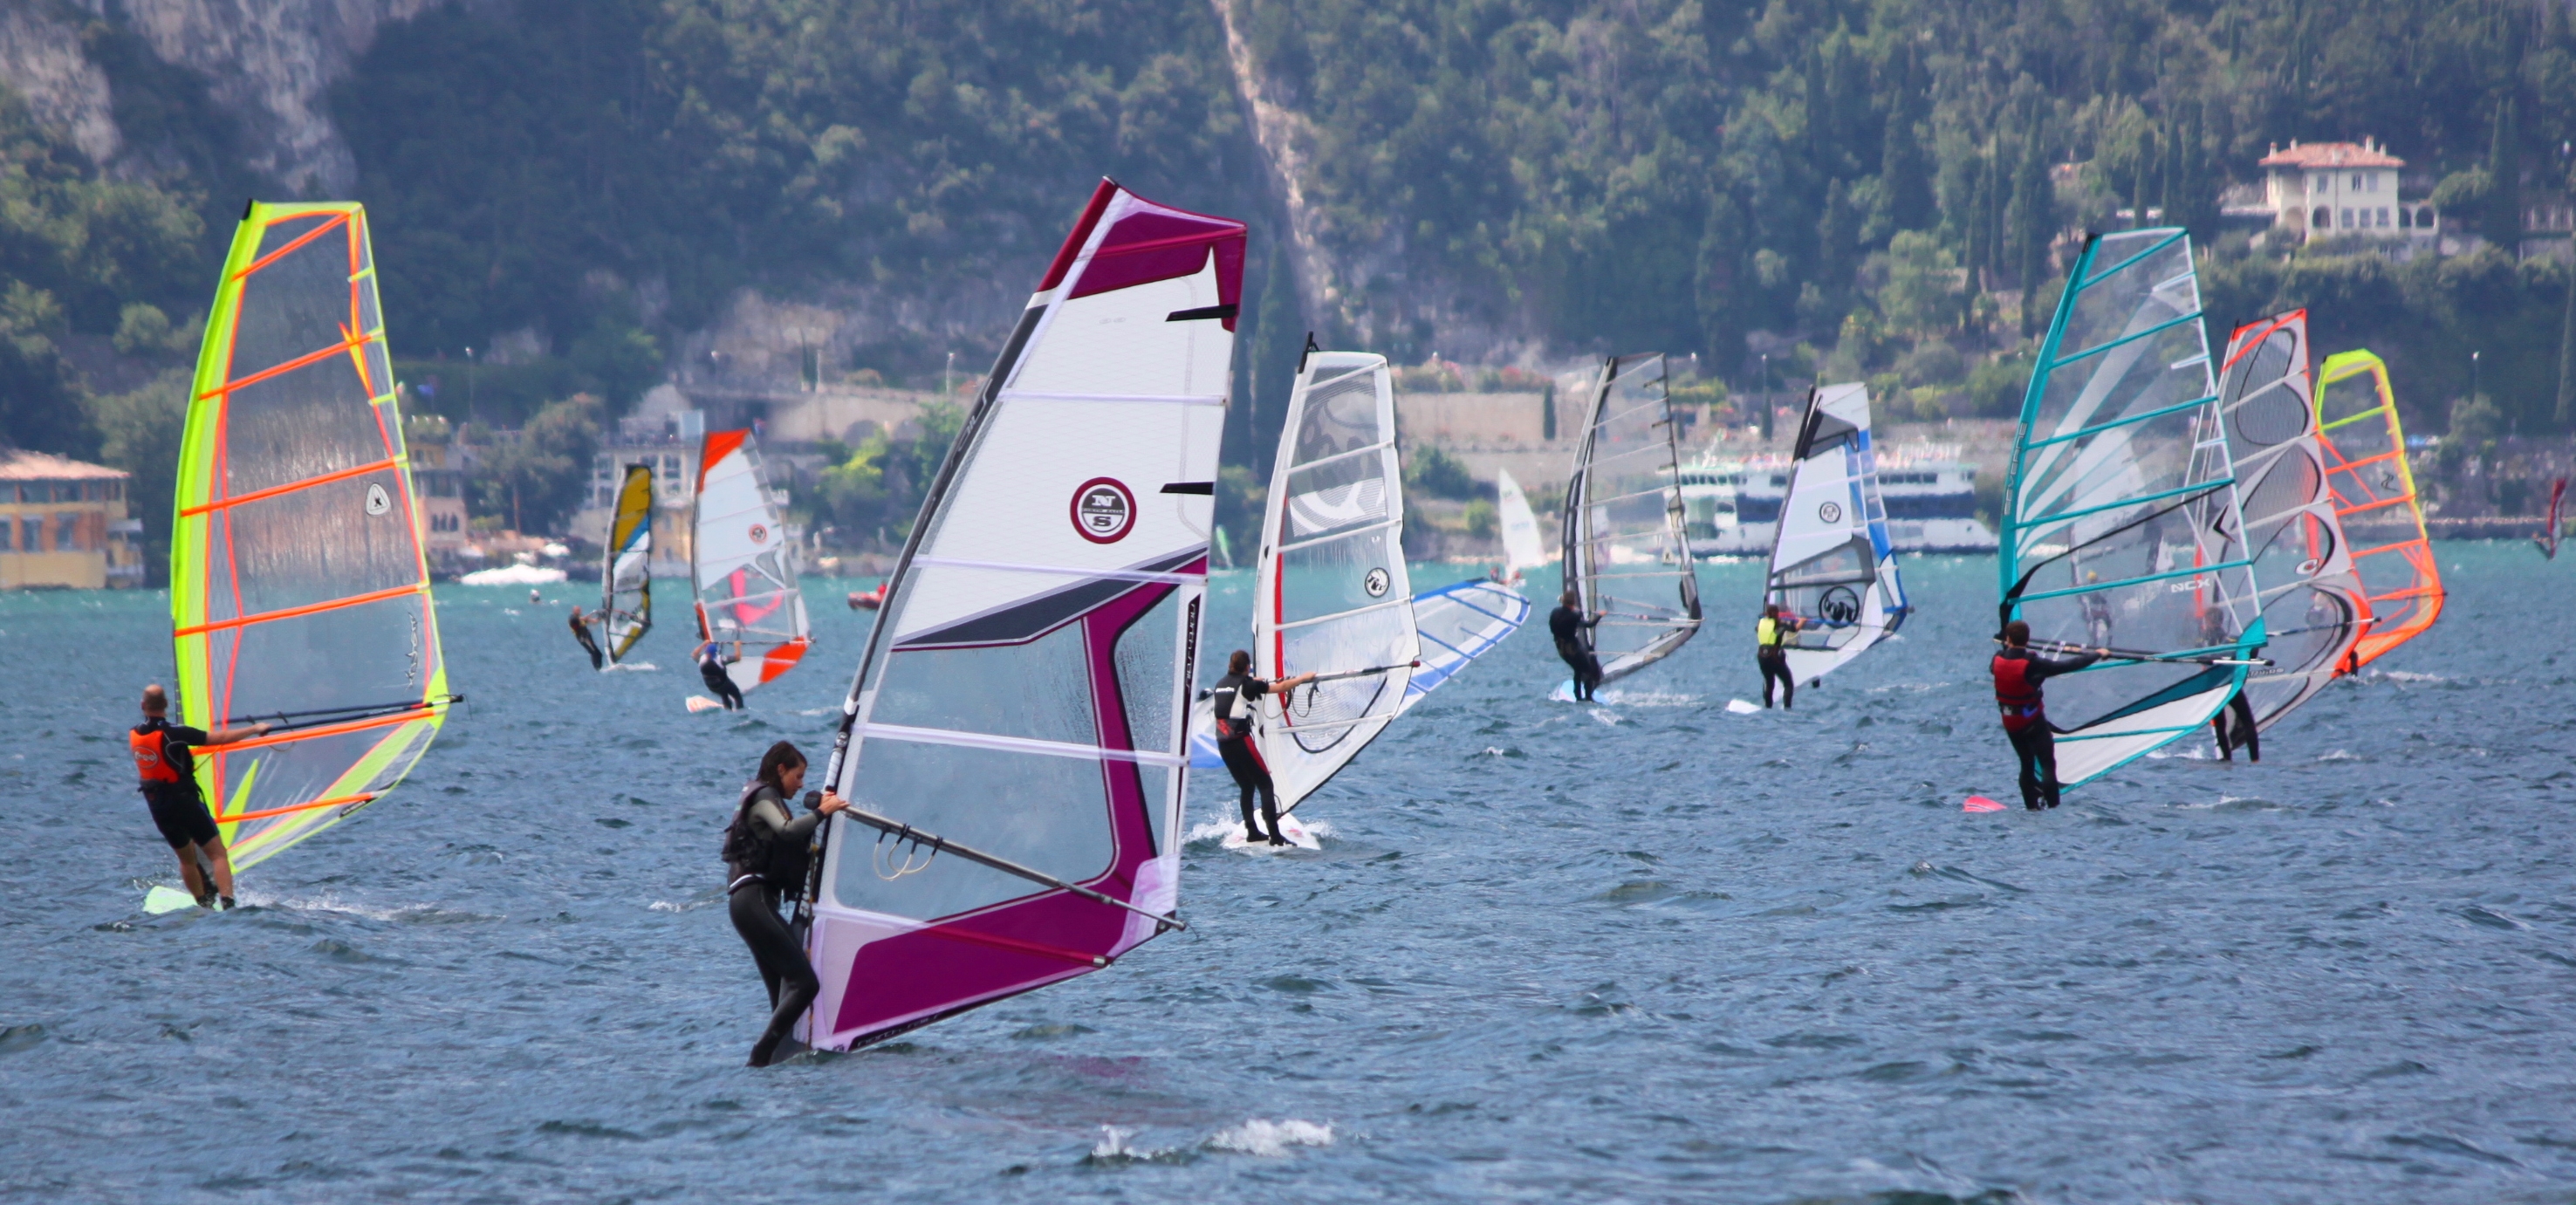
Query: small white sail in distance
1252,351,1417,813
1496,467,1546,581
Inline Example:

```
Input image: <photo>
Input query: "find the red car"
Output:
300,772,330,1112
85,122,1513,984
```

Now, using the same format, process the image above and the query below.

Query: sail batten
168,201,449,881
1998,229,2262,790
1561,353,1700,688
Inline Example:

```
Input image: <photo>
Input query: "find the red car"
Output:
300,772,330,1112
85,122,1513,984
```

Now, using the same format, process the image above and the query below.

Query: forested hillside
4,0,2576,541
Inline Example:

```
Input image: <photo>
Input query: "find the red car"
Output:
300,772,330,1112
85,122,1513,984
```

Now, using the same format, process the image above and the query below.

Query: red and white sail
692,428,809,691
802,181,1241,1050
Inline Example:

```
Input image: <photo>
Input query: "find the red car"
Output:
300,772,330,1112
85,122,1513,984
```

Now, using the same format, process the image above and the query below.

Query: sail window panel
870,620,1100,747
220,353,391,498
1290,372,1386,466
832,741,1116,923
230,230,362,384
1275,525,1403,624
253,213,339,260
2247,579,2357,703
202,598,435,738
1774,537,1875,592
1011,264,1230,401
1277,606,1412,735
1111,590,1180,854
1282,455,1390,541
218,469,425,616
2013,514,2225,729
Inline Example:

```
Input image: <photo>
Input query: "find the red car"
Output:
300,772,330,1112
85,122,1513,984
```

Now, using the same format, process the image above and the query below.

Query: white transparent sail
2215,312,2363,732
1252,352,1416,812
1561,353,1700,684
693,428,810,692
1765,383,1908,683
1496,467,1545,580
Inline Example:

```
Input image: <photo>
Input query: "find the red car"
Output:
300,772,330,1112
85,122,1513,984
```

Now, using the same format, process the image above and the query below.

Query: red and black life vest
1992,654,2044,730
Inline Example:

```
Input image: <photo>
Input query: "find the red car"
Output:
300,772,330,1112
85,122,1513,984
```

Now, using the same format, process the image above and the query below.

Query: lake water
4,544,2574,1203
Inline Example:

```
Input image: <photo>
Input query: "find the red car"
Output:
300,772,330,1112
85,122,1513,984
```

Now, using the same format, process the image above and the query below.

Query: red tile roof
0,449,131,482
2260,141,2405,169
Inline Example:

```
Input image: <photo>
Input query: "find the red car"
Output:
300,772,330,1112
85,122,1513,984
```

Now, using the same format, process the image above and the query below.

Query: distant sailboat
1494,467,1546,583
1556,353,1699,698
798,180,1242,1051
150,200,456,912
1762,382,1908,684
601,464,654,664
2538,477,2566,561
691,428,810,695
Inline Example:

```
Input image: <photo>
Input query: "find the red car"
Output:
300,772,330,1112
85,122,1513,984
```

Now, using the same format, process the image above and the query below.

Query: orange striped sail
167,202,453,891
2314,350,2442,670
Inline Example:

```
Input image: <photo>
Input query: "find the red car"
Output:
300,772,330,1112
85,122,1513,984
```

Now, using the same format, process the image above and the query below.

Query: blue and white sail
1764,382,1907,683
1999,228,2263,789
1400,578,1531,711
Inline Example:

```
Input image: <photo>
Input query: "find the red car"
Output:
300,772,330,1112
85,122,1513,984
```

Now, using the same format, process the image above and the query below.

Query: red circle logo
749,523,769,544
1071,477,1136,544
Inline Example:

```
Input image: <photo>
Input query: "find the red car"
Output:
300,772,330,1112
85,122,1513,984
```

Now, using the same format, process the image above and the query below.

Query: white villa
2257,139,2437,244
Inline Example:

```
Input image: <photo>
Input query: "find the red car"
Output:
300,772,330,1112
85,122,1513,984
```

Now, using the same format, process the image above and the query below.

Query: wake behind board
686,695,726,714
1214,811,1325,852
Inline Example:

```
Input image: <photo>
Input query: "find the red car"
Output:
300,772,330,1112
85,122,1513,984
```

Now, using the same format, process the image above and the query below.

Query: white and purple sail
799,181,1241,1050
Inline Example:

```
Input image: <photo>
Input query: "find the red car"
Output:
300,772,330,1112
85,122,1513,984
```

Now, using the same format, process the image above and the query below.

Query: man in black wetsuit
698,638,746,709
1208,650,1316,846
1755,602,1812,709
570,604,604,670
1549,590,1604,702
128,685,268,908
1990,620,2104,810
2199,607,2260,763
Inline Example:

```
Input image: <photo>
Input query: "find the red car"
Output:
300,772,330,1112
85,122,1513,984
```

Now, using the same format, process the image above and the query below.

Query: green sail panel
1999,229,2262,789
169,201,452,878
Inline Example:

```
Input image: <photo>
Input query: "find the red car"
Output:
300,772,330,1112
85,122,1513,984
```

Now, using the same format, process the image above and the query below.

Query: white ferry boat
1681,448,1997,557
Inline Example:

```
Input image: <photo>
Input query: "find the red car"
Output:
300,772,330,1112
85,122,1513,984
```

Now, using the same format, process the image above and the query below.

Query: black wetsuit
1209,673,1285,844
1549,606,1604,701
1992,646,2101,810
724,784,823,1066
132,718,218,849
572,612,603,670
2210,690,2261,763
699,644,745,710
1756,616,1801,709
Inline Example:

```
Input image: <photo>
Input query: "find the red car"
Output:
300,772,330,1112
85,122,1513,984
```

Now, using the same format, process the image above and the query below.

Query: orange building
0,450,141,589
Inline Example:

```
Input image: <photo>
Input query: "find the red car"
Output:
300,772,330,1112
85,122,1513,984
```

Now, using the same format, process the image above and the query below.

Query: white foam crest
1089,1125,1176,1162
1207,1119,1333,1156
1591,689,1700,708
250,891,489,923
602,662,660,673
2377,670,2442,682
1186,814,1329,852
1588,709,1624,726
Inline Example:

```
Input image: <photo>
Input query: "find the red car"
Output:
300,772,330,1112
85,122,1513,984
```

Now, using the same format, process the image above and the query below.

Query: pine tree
1697,191,1751,370
1818,178,1860,318
2005,107,2054,335
2557,264,2575,427
1245,241,1301,479
1880,45,1935,233
2131,123,2158,229
2487,99,2522,252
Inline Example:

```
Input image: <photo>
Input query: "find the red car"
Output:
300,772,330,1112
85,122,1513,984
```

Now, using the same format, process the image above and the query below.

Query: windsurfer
1991,620,2103,810
569,605,603,670
723,741,847,1067
130,685,269,909
2198,608,2261,763
1550,591,1605,702
1756,602,1811,709
847,585,885,610
698,639,746,710
2079,571,2114,646
1209,650,1317,846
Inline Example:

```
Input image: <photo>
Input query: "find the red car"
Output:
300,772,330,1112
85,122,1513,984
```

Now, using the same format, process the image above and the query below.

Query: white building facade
2258,139,2436,244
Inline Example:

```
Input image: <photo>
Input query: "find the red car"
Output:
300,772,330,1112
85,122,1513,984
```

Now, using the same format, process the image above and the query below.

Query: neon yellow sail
2315,350,2442,668
169,201,453,881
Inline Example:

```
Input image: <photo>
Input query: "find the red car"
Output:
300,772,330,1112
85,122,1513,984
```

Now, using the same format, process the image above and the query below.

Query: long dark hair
755,741,806,793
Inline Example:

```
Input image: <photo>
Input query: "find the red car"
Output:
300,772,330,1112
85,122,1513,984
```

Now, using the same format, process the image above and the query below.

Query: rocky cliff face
0,0,447,191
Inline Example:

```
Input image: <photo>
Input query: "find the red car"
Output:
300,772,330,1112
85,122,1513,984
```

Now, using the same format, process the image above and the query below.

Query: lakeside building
2257,139,2437,245
0,450,142,589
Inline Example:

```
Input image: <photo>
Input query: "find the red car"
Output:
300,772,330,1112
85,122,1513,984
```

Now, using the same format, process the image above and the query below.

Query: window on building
24,517,44,551
2377,208,2389,227
2399,208,2413,229
0,517,11,551
57,514,79,551
2342,209,2355,228
2419,207,2436,228
2351,174,2362,189
2313,207,2331,228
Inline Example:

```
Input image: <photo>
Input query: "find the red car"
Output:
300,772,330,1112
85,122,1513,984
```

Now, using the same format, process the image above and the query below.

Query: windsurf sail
1495,467,1545,582
168,200,453,882
1764,382,1908,683
1998,228,2263,789
692,428,809,691
2545,477,2569,560
2314,350,2442,667
801,180,1240,1051
1561,353,1700,684
1250,350,1416,812
2213,312,2363,731
601,463,653,661
1401,578,1531,710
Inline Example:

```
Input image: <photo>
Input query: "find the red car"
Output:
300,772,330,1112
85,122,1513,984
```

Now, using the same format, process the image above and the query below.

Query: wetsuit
2210,690,2261,763
571,610,603,670
1756,615,1798,709
132,718,219,851
1992,645,2101,810
1209,673,1285,844
724,783,824,1066
698,642,745,710
1549,605,1604,702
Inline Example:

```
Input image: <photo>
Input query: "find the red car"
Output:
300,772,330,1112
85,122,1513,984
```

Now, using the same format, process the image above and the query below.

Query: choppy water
6,545,2576,1203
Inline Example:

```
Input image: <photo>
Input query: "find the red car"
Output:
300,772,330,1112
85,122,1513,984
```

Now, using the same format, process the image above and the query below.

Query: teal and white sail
1999,229,2263,788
